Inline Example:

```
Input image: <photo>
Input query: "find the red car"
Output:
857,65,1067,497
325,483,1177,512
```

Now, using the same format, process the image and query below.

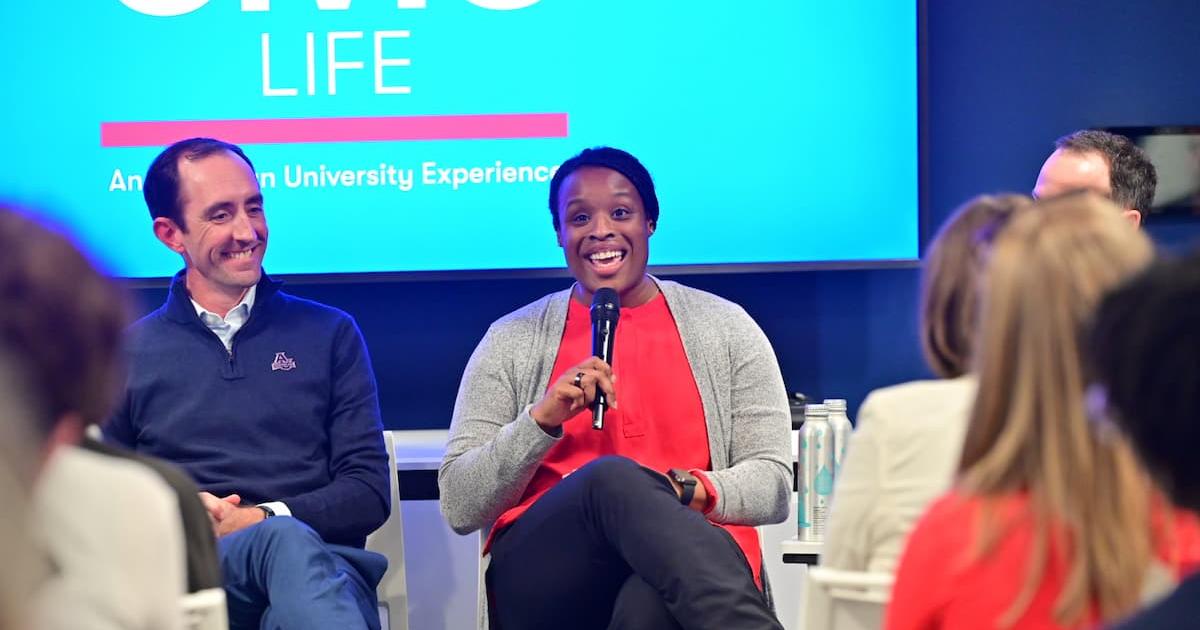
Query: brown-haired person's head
958,191,1156,625
144,138,267,314
920,194,1032,378
1090,250,1200,514
0,205,130,451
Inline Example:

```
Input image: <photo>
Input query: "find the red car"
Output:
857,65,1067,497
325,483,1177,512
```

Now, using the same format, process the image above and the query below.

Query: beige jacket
822,376,976,574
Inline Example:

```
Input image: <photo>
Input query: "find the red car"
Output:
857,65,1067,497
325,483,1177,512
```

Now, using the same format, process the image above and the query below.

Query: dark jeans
487,456,782,630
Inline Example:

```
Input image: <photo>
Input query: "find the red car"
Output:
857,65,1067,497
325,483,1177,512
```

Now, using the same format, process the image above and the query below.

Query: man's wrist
255,504,275,519
256,501,292,517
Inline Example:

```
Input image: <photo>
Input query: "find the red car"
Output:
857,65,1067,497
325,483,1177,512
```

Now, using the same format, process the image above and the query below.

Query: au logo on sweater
271,352,297,371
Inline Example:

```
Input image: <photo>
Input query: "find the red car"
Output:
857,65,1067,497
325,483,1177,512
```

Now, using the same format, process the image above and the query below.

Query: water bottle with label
824,398,853,478
798,403,835,542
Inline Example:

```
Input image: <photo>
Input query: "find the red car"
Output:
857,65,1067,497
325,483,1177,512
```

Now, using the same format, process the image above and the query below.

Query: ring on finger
572,372,585,389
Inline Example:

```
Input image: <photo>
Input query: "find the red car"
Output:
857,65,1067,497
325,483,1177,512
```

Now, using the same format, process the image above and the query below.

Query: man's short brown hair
1056,129,1157,213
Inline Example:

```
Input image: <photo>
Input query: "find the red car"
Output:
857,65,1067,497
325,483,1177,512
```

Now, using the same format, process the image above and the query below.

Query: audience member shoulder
900,490,983,562
40,445,176,505
858,376,977,431
34,446,183,630
919,489,1029,538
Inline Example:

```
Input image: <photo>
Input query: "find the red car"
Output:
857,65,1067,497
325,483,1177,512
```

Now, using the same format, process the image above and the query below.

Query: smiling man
440,147,792,629
104,138,390,630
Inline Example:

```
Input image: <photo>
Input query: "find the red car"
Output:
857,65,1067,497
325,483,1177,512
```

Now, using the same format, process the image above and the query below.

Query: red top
488,292,762,587
887,490,1200,630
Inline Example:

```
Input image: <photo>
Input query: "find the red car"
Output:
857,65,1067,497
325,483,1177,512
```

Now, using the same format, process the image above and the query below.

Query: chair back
366,430,409,630
802,566,892,630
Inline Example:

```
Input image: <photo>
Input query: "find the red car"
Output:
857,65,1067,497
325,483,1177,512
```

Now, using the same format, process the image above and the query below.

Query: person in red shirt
887,192,1200,630
439,147,792,629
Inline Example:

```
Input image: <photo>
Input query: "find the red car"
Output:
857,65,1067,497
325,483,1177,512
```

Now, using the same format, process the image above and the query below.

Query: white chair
366,430,409,630
180,587,228,630
801,566,892,630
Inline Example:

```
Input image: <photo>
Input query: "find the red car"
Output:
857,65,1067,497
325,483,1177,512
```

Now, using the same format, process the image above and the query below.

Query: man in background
1033,129,1157,226
104,138,390,630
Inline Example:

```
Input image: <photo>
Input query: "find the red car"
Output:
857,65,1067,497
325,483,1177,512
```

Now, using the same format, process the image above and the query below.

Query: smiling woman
440,146,793,629
549,148,660,309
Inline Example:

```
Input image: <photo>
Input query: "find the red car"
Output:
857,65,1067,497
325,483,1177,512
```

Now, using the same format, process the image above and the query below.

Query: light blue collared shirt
190,284,257,353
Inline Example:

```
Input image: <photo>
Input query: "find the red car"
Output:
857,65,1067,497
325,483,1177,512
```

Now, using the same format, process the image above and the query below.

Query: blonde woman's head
958,190,1156,625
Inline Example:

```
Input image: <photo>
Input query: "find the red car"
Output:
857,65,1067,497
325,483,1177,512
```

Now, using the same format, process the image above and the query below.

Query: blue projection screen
0,1,917,278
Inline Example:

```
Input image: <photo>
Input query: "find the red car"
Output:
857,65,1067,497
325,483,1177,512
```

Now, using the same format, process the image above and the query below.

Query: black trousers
487,456,783,630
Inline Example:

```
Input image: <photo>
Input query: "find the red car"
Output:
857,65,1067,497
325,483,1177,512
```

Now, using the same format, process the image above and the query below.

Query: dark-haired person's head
1090,251,1200,513
145,137,267,309
0,205,129,453
1033,129,1157,227
548,147,659,308
920,194,1032,378
144,137,256,229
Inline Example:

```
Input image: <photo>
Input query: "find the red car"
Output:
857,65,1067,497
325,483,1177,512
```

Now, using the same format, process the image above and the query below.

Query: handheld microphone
590,288,620,430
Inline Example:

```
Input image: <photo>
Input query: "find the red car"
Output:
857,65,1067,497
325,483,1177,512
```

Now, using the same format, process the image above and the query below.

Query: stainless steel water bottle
798,403,835,542
824,398,853,478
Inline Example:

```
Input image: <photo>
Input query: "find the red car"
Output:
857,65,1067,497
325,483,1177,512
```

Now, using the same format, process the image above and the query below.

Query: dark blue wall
926,1,1200,249
129,1,1200,430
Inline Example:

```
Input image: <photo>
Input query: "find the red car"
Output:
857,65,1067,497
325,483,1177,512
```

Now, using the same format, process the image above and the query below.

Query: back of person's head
0,205,130,443
1056,129,1157,214
957,191,1155,625
921,194,1032,378
1090,250,1200,514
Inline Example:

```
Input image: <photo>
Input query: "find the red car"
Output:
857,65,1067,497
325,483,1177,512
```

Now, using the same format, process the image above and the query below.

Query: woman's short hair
547,147,659,231
920,194,1032,378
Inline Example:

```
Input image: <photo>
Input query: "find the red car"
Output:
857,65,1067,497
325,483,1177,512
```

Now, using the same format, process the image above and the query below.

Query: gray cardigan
439,279,792,534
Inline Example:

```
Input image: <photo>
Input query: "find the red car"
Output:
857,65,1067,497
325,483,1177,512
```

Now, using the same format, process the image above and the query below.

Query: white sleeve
257,501,292,518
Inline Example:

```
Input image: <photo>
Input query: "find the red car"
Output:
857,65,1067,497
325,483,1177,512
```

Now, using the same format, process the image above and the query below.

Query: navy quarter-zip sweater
106,271,389,548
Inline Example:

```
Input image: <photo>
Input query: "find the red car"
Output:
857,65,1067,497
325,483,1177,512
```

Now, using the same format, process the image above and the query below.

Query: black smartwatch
667,468,697,506
256,504,275,519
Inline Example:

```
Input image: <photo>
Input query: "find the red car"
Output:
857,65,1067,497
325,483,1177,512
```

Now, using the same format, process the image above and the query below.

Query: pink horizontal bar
100,113,569,147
